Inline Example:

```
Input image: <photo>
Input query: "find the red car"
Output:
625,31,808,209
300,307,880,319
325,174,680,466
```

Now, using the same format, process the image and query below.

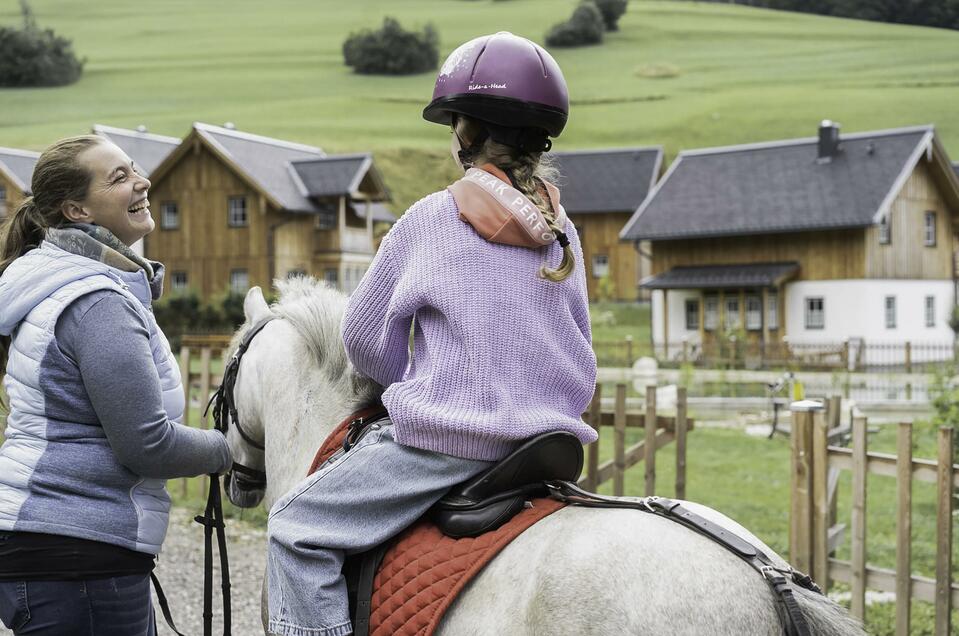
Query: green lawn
2,1,958,212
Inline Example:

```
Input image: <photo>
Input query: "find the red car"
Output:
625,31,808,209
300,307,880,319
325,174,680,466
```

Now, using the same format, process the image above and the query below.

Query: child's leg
266,419,492,636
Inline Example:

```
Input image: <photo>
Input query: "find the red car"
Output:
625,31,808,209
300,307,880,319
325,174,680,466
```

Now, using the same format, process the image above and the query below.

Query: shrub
592,0,629,31
0,1,83,87
545,3,605,48
342,17,438,75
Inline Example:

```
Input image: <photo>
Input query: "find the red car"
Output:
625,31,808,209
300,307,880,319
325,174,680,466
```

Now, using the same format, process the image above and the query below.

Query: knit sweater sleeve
341,214,423,387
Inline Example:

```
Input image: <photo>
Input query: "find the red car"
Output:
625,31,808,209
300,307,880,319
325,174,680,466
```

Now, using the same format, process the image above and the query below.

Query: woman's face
70,141,154,246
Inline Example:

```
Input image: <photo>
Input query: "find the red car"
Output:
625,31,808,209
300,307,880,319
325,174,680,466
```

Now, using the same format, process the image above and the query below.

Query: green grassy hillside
2,0,958,211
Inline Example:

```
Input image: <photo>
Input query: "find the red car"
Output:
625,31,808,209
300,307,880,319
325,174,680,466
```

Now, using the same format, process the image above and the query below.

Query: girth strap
545,481,820,636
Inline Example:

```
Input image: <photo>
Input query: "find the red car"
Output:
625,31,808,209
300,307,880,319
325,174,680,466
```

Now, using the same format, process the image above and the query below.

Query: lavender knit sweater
341,189,598,461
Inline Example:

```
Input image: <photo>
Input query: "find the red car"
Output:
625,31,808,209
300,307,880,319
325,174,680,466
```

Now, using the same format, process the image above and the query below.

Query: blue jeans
267,419,492,636
0,575,155,635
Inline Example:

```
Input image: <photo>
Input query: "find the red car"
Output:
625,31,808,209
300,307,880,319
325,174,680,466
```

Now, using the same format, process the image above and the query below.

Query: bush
153,288,259,349
545,3,605,48
0,2,83,87
342,17,438,75
592,0,629,31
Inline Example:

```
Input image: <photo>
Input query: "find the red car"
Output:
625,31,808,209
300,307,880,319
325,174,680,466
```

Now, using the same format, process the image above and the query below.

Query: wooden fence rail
791,401,959,636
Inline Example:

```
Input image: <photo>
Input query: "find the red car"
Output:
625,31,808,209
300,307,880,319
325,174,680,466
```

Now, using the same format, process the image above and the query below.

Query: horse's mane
266,277,383,407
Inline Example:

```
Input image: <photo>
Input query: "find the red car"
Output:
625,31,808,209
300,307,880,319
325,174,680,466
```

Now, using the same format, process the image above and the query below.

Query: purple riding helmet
423,32,569,153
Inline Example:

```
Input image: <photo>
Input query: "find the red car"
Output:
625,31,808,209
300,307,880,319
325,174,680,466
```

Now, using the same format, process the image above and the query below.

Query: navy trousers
0,575,155,636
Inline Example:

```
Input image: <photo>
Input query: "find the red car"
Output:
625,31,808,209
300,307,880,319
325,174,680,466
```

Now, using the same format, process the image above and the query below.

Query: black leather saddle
345,430,584,636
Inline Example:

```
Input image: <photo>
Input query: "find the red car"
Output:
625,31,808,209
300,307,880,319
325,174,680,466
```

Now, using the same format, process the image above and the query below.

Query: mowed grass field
1,0,959,211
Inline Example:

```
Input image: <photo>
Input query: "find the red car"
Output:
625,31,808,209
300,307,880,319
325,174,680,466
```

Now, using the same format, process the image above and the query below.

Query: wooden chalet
145,123,391,298
621,122,959,360
0,147,39,222
551,147,662,301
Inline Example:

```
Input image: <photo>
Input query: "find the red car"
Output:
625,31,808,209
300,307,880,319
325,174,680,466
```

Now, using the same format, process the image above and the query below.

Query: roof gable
92,125,180,176
621,125,939,241
549,147,662,214
0,147,40,193
291,153,389,201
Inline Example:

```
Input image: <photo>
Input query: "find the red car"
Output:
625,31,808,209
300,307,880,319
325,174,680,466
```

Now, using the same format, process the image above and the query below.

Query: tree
342,17,439,75
0,0,83,87
592,0,629,31
545,2,606,48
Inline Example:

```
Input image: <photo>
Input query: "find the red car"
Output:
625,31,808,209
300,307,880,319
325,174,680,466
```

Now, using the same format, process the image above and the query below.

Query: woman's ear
60,201,91,223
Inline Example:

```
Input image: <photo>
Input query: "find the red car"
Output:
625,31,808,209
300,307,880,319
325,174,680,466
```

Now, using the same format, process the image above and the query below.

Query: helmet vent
468,41,490,86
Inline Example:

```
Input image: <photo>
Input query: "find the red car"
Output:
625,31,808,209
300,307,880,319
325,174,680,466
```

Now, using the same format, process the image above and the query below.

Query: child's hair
0,134,103,404
453,116,574,282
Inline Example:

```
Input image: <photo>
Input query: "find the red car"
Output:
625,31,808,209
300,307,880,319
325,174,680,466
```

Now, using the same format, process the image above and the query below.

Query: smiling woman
0,136,230,636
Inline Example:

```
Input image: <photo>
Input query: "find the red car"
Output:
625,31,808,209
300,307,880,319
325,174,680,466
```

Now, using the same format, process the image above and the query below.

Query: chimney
136,124,148,133
223,122,236,130
817,120,841,163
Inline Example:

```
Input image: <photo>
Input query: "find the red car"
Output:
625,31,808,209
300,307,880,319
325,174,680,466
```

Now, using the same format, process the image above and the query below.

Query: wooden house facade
551,147,662,302
0,147,39,222
621,123,959,362
145,123,391,298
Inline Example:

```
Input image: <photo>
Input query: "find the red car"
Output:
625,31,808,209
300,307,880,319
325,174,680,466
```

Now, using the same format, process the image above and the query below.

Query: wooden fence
578,383,693,498
791,401,958,635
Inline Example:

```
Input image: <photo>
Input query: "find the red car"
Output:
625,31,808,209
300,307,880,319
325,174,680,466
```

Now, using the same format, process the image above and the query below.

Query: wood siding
864,161,954,280
572,212,648,302
651,229,866,281
145,144,274,297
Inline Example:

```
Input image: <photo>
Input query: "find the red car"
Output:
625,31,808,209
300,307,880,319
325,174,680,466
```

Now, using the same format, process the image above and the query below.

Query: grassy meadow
1,1,959,211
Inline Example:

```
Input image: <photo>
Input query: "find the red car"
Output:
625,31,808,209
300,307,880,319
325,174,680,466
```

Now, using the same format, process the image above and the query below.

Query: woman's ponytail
0,196,46,278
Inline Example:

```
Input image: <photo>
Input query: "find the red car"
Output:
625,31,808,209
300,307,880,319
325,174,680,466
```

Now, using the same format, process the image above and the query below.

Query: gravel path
0,507,268,636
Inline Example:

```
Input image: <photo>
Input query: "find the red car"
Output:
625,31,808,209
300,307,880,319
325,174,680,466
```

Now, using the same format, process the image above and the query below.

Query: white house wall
651,289,704,358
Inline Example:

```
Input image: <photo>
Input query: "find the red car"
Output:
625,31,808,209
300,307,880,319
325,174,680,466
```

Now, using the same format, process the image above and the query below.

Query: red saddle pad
309,413,566,636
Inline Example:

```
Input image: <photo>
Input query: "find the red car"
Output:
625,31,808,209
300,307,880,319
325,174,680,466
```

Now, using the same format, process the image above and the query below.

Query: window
591,255,609,279
171,271,188,291
805,297,824,330
324,268,338,288
767,291,779,330
286,269,307,279
885,296,896,329
704,295,718,331
745,295,762,330
227,196,248,227
315,212,336,230
230,269,249,293
685,299,699,331
924,211,937,247
725,297,741,329
0,185,6,219
925,295,936,328
878,215,891,244
160,201,179,229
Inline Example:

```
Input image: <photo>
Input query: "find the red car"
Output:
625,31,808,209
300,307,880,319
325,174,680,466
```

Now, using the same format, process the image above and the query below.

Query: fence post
613,384,627,497
675,387,687,500
934,427,953,636
645,384,657,496
586,384,601,492
896,422,913,636
178,346,191,499
625,335,634,366
790,400,819,576
682,338,688,364
812,406,830,590
905,341,912,374
851,411,868,620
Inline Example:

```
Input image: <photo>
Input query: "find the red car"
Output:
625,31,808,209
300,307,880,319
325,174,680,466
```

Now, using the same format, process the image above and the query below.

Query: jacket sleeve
61,293,232,479
341,222,423,388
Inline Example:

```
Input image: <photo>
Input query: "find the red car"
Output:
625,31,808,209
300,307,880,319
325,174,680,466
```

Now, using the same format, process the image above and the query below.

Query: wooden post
698,291,705,351
613,384,627,497
586,384,601,491
675,387,687,500
812,407,829,589
790,400,819,575
662,291,670,360
905,341,912,374
199,347,212,427
896,422,913,636
625,335,634,367
645,384,657,496
682,338,689,364
851,411,868,620
178,346,191,498
761,287,769,348
934,427,953,636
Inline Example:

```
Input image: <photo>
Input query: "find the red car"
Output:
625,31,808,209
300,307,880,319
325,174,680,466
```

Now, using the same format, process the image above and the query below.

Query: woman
266,32,596,636
0,135,231,635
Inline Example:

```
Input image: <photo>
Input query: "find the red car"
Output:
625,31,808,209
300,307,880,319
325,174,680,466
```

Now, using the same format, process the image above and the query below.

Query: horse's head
222,286,275,509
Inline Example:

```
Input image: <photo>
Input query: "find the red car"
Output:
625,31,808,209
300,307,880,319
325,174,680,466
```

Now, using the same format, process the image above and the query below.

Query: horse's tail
793,585,867,636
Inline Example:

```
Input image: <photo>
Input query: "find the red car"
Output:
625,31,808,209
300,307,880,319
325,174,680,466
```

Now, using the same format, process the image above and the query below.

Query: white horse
223,279,865,636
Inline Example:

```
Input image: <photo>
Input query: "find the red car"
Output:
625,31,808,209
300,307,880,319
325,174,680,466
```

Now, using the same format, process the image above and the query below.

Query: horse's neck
263,371,357,509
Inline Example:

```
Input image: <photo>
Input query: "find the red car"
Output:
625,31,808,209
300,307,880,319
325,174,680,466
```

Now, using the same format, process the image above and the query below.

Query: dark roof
93,125,180,176
549,147,662,214
622,125,935,241
195,123,326,212
0,147,40,192
292,154,373,198
355,202,396,223
641,262,799,289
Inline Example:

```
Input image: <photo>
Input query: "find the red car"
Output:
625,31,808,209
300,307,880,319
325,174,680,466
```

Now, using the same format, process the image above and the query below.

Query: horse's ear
244,286,272,323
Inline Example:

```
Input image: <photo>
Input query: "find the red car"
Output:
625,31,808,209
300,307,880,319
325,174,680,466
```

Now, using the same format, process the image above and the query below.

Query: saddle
309,412,583,636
